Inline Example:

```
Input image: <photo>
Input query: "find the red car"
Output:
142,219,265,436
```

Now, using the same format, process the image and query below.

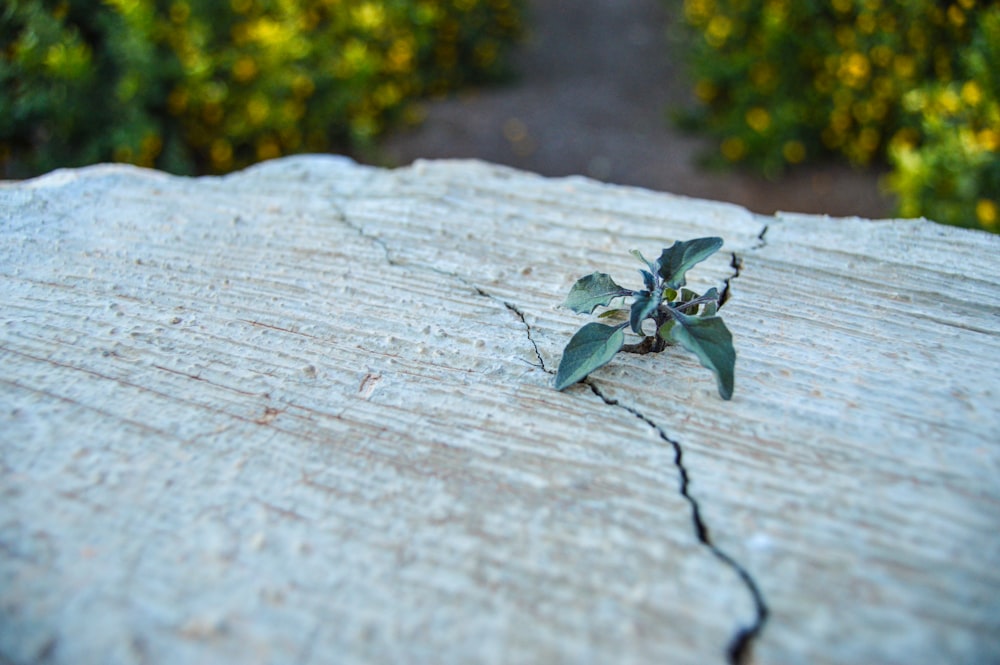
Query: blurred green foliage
888,6,1000,231
1,0,523,176
681,0,999,231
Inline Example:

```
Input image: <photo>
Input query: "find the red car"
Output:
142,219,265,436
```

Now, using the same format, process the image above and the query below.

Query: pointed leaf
664,310,735,400
597,308,629,322
629,290,661,334
640,269,656,291
555,322,626,390
657,237,724,289
701,287,719,316
630,249,660,275
563,272,631,314
657,319,677,342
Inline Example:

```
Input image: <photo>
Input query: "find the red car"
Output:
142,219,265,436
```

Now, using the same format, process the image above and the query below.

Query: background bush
680,0,998,231
888,6,999,231
1,0,523,177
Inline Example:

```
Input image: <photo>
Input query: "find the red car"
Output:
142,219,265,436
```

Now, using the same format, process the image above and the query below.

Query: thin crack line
333,205,547,374
585,379,768,665
336,198,768,660
501,301,547,372
471,286,548,372
720,223,769,308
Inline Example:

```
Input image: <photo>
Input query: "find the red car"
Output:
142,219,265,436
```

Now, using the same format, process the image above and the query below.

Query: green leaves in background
663,311,735,400
563,272,631,314
682,0,999,231
0,0,525,177
554,322,626,390
657,237,723,289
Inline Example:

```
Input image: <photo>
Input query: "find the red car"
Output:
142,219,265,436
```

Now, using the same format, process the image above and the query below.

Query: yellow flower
857,127,880,156
746,107,772,133
961,81,982,107
695,79,717,102
869,45,893,68
247,97,270,126
684,0,715,24
721,137,746,161
977,129,999,152
893,54,916,80
232,56,258,83
839,52,871,89
211,139,233,170
291,74,315,99
353,3,385,30
706,16,733,47
976,200,998,230
387,38,415,73
782,140,806,164
247,18,291,47
256,137,282,161
947,5,966,27
937,88,961,115
857,12,876,35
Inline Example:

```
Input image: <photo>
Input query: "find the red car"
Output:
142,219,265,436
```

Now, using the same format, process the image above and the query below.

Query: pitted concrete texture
2,156,997,665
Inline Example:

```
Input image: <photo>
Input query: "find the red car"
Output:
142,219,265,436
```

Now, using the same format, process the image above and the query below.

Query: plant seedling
554,237,735,399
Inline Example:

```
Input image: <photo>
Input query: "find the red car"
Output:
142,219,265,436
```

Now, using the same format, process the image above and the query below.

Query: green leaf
630,249,659,275
563,272,631,314
555,322,626,390
657,237,724,289
701,287,719,316
629,290,661,334
657,319,676,342
640,269,656,291
662,310,735,400
597,308,629,322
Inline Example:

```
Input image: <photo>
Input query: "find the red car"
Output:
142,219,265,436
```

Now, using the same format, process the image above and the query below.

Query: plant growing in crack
554,237,735,399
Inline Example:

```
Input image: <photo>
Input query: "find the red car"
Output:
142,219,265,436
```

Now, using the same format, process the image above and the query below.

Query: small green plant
554,237,735,400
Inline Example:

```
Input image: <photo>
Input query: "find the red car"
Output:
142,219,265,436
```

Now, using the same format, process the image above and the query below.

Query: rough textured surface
1,156,998,665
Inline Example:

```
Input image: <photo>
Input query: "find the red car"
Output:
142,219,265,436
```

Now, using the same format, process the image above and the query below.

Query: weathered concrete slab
1,156,998,665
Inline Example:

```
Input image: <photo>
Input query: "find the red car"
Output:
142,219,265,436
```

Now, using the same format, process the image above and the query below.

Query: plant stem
672,293,717,312
622,337,655,354
652,309,669,352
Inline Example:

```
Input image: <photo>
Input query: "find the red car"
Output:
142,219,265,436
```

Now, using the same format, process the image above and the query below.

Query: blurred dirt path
374,0,894,219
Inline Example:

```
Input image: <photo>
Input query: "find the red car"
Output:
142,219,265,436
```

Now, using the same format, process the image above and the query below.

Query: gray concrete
2,156,998,665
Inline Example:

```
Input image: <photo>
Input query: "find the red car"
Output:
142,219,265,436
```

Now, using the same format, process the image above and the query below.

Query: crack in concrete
721,223,769,308
583,380,768,665
471,286,548,372
334,204,548,374
337,194,771,664
577,223,773,663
